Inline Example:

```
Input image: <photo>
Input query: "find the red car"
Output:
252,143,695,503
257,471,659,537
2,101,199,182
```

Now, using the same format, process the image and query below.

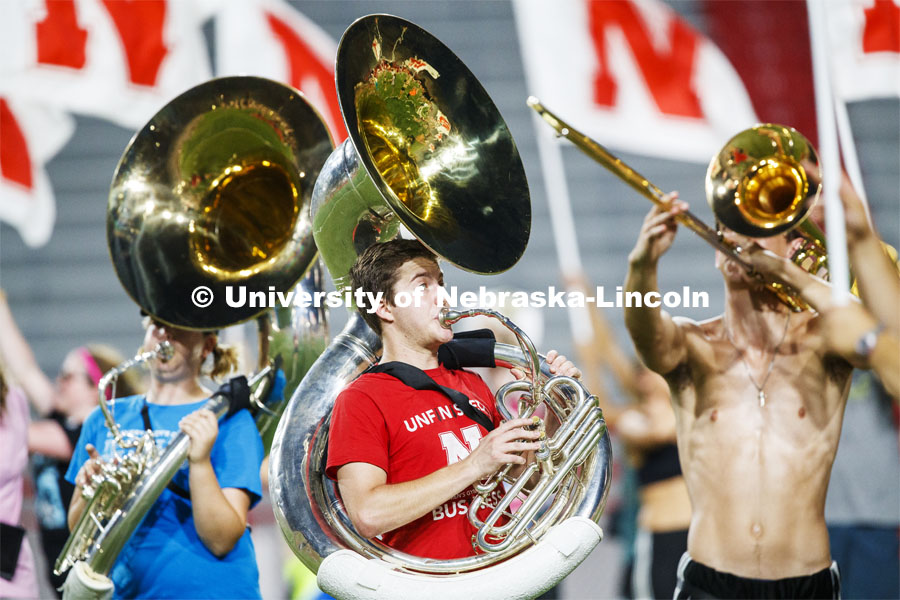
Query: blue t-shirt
65,395,264,599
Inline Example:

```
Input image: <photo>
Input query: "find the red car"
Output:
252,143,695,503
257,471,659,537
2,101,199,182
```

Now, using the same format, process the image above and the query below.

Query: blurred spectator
0,367,39,598
616,365,691,600
825,370,899,599
0,290,143,595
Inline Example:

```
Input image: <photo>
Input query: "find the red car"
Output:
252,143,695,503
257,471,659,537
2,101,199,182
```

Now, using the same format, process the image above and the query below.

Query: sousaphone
57,76,334,597
269,15,611,600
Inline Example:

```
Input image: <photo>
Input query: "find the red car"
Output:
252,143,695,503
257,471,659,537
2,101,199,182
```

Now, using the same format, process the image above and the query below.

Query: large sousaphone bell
311,13,531,286
108,76,333,330
270,14,609,600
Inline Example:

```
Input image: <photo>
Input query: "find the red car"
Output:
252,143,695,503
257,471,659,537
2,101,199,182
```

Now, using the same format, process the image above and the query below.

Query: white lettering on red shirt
438,424,483,465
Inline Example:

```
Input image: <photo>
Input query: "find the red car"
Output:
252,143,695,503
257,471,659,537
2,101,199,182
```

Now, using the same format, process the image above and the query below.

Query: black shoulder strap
366,362,495,432
140,402,192,501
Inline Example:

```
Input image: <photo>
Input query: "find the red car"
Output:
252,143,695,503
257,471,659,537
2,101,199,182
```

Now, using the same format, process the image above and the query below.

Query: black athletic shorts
674,553,841,599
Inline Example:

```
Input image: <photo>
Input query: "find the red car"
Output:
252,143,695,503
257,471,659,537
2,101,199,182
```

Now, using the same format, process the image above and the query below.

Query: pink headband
77,347,110,400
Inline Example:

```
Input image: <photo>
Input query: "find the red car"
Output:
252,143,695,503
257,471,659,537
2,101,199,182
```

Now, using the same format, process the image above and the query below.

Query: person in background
616,364,691,599
564,275,691,599
0,290,142,595
0,366,40,598
813,178,899,598
66,316,263,599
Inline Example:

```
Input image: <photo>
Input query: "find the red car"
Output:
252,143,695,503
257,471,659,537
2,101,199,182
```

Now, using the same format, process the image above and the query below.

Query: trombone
527,97,827,312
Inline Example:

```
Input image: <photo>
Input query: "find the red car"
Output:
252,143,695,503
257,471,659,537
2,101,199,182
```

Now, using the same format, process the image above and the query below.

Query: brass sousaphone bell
108,74,336,440
108,76,333,330
309,14,531,287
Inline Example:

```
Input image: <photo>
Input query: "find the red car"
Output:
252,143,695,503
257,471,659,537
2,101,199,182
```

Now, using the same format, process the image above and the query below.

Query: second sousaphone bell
108,76,333,330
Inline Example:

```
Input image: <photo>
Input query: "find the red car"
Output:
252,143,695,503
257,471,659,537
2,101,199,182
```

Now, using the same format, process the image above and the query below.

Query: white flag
0,0,214,129
0,96,75,247
513,0,758,162
825,0,900,101
215,0,347,143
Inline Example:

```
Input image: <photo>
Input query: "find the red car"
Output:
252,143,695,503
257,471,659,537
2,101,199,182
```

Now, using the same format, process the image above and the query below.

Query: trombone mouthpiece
156,341,174,362
439,308,464,328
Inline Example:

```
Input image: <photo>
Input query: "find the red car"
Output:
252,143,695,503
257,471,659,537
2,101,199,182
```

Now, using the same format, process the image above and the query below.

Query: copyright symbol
191,286,213,308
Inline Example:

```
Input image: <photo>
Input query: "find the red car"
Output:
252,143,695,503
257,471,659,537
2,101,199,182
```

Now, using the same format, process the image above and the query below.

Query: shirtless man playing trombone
624,194,868,599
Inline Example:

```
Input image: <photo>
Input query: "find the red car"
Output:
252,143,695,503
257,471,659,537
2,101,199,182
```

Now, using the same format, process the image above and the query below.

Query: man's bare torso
666,312,853,579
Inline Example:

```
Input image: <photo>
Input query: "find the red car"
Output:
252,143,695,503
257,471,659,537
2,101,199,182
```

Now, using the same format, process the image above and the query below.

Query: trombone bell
707,124,821,237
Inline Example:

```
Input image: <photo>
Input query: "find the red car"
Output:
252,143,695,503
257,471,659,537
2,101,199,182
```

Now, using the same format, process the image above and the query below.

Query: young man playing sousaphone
624,191,878,599
325,239,581,559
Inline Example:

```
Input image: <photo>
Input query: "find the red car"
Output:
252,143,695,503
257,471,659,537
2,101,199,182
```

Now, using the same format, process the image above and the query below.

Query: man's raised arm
624,196,689,376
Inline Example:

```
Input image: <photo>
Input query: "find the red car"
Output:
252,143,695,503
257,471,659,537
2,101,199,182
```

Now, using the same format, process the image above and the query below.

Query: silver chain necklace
723,312,791,407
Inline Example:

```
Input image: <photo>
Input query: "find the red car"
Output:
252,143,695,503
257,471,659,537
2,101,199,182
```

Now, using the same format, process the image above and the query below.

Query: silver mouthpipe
438,307,542,390
438,308,467,327
98,341,172,442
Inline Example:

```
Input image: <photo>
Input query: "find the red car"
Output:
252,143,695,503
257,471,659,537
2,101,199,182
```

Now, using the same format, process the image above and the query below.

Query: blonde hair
208,341,239,380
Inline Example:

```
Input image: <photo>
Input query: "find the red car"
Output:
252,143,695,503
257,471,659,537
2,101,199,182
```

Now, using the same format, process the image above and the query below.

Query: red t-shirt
326,364,504,559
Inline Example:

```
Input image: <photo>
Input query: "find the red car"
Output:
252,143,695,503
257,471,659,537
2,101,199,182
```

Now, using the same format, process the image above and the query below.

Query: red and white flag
215,0,348,143
0,97,75,247
0,0,214,129
513,0,758,162
825,0,900,101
